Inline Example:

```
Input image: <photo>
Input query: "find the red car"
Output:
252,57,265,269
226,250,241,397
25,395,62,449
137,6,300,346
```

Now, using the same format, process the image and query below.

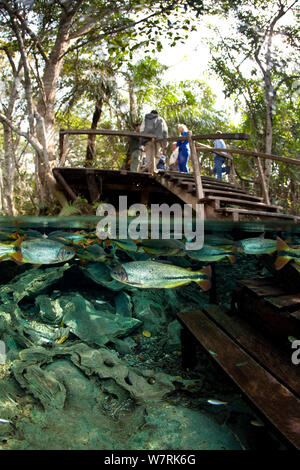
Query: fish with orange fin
274,237,300,270
110,260,211,291
0,237,25,262
135,239,186,256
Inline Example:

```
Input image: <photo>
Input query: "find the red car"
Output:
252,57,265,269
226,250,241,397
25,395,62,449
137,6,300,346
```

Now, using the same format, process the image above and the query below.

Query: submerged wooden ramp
178,304,300,449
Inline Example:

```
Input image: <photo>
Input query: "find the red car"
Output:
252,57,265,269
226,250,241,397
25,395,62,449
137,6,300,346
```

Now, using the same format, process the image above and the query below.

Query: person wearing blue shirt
176,124,190,173
213,130,230,180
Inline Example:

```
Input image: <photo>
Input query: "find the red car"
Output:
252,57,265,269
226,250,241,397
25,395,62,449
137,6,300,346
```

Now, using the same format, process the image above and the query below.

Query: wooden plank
178,310,300,449
291,311,300,321
233,285,300,340
247,284,287,297
265,294,300,311
60,128,155,139
238,278,276,288
156,132,250,143
203,305,300,398
194,146,300,167
216,207,298,220
202,189,263,201
197,142,234,160
188,132,204,201
86,170,101,203
54,171,78,201
203,195,283,211
256,156,270,205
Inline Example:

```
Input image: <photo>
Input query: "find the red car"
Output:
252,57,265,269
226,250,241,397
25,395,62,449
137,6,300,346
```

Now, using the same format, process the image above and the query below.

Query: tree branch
0,1,49,63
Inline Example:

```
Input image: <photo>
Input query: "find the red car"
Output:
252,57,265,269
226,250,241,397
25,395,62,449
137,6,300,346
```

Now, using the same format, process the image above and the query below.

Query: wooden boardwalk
53,167,300,222
53,128,300,222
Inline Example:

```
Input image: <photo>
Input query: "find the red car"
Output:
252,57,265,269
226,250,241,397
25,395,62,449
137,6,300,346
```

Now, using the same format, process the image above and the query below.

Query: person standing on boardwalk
176,124,190,173
169,142,179,171
213,130,230,180
140,110,168,172
129,122,143,172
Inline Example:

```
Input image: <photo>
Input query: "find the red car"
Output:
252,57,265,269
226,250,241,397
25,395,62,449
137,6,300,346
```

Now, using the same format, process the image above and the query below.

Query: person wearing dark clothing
140,110,168,172
129,122,143,172
156,155,167,170
176,124,190,173
213,130,230,180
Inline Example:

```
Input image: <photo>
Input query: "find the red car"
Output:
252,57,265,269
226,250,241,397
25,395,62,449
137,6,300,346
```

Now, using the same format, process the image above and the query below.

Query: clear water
0,216,298,450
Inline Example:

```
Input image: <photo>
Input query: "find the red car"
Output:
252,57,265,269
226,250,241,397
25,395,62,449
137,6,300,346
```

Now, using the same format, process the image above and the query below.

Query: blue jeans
213,154,228,180
178,150,190,173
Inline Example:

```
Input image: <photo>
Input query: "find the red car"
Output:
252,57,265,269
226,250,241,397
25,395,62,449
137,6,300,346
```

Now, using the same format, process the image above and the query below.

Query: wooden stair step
203,305,300,398
203,189,263,201
216,207,298,220
204,195,282,211
177,309,300,449
177,183,262,201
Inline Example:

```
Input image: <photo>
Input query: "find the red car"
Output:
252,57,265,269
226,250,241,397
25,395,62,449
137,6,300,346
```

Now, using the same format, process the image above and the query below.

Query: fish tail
195,265,212,291
274,256,290,270
227,247,236,263
275,237,292,270
10,252,23,264
276,236,290,251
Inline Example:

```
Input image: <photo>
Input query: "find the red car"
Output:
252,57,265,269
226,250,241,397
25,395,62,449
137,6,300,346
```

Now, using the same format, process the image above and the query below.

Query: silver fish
239,236,277,255
20,238,75,265
110,261,211,290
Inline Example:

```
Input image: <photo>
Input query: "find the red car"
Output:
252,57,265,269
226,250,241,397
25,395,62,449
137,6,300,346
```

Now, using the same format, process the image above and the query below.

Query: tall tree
0,0,203,209
207,0,299,191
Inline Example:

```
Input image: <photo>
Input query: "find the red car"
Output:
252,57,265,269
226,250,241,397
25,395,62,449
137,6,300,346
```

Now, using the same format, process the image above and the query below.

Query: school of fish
0,230,299,291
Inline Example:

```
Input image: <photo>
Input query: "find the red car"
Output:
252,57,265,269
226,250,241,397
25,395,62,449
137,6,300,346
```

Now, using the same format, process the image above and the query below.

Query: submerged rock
80,263,125,291
114,291,133,317
58,293,141,347
0,264,71,305
35,295,64,325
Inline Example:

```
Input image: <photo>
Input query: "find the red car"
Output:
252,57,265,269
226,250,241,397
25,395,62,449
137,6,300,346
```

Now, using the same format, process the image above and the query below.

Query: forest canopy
0,0,299,215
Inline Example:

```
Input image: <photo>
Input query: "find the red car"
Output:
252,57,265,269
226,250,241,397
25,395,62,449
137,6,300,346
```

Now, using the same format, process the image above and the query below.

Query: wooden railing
58,128,300,207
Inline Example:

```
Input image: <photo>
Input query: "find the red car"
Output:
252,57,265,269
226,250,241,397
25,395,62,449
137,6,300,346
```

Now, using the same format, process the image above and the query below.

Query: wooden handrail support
196,142,233,160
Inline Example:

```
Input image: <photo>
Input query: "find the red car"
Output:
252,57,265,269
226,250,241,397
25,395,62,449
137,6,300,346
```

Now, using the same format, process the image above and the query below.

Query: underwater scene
0,216,299,451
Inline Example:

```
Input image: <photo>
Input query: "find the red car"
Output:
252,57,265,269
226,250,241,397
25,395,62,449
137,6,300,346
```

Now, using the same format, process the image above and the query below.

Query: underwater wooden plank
290,311,300,321
265,294,300,311
203,305,300,397
233,284,300,342
178,309,300,449
216,207,298,220
237,279,286,298
205,195,283,211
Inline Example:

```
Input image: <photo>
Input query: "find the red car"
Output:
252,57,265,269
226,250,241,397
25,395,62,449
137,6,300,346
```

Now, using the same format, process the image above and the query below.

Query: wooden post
54,171,78,201
188,132,204,201
256,156,270,205
59,131,65,164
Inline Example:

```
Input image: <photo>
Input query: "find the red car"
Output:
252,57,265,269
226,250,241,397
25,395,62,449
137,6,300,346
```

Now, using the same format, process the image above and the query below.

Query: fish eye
112,265,127,282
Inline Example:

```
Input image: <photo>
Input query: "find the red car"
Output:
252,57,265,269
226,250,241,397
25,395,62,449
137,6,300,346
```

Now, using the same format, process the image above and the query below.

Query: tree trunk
2,124,16,215
85,98,103,165
35,13,74,206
